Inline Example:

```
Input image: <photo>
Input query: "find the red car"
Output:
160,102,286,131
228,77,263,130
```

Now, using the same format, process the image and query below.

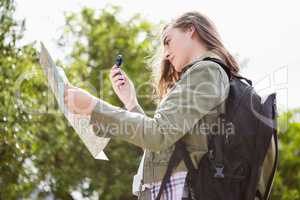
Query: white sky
15,0,300,111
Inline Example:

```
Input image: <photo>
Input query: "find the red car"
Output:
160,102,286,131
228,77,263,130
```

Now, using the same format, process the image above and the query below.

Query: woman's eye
165,39,170,45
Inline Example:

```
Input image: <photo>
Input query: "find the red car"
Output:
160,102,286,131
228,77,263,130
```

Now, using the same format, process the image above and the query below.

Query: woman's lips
169,56,175,65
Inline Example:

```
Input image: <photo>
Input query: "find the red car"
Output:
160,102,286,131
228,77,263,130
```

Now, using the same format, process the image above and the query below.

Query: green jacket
89,50,276,198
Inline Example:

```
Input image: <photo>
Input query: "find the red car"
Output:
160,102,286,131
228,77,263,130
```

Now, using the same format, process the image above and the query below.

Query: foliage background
0,0,299,199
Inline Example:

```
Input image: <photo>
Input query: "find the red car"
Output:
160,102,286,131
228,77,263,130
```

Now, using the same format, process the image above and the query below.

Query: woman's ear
186,25,196,38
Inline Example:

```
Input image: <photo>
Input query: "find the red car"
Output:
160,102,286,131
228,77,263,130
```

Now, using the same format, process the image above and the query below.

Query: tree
55,5,159,199
271,109,300,200
0,0,42,198
1,2,159,199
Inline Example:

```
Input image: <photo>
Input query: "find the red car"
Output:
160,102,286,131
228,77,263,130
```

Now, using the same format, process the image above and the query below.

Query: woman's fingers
111,67,122,77
111,64,118,69
111,70,124,82
64,84,75,107
64,87,71,105
112,75,125,84
110,68,126,83
111,71,121,79
64,84,69,101
116,79,125,87
110,65,129,89
111,65,125,77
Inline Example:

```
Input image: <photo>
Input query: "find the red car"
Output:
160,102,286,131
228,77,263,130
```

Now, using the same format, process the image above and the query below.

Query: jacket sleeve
89,60,229,152
128,103,146,115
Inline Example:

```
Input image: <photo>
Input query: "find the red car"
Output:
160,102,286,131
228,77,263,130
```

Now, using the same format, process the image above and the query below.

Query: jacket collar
179,50,222,78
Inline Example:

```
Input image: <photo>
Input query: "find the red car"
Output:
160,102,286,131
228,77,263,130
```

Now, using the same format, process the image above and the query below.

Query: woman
64,11,274,200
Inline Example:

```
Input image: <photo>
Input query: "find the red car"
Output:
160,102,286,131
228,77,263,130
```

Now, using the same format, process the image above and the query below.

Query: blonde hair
148,11,240,103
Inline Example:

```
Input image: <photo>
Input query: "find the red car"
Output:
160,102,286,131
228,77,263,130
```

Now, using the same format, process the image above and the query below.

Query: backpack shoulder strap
264,94,279,200
155,140,197,200
264,130,279,200
155,143,183,200
203,57,253,86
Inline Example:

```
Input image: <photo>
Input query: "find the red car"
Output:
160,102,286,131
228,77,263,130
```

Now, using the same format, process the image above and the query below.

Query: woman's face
162,26,193,72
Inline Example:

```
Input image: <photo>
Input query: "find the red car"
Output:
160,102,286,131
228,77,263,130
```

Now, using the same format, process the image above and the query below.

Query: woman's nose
164,49,171,60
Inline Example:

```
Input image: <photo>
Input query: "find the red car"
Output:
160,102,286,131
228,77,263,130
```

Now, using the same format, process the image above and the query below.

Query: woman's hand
109,65,138,111
64,84,98,115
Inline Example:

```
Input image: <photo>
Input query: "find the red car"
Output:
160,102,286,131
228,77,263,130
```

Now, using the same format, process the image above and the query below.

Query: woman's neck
188,45,209,64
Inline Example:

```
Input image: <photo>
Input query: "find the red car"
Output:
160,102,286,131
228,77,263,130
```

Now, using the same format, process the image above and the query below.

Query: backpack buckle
208,150,214,160
214,164,225,178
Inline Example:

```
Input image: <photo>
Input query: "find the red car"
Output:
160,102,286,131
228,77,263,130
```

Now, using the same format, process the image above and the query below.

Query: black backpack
155,57,279,200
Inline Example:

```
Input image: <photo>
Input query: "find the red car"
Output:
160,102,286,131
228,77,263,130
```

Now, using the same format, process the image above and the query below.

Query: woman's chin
174,68,180,73
174,66,183,73
173,65,180,72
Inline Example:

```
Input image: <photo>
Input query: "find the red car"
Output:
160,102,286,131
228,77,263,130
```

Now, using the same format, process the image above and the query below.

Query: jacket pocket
152,146,175,165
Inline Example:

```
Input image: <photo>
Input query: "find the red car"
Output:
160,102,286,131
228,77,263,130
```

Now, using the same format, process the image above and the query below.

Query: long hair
149,11,240,103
